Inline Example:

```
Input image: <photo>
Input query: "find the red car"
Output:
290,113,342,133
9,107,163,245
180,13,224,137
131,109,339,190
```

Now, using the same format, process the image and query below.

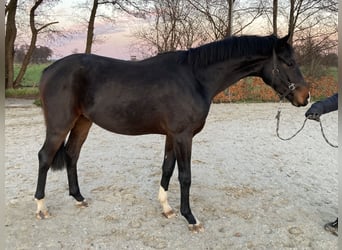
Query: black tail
51,142,66,171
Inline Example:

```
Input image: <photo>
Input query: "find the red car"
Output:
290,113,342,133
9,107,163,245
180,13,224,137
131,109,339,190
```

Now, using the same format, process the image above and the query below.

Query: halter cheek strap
272,50,297,100
280,82,296,99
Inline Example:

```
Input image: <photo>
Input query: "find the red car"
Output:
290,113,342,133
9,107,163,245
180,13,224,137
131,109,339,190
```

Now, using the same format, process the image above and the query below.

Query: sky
51,21,135,60
39,0,140,60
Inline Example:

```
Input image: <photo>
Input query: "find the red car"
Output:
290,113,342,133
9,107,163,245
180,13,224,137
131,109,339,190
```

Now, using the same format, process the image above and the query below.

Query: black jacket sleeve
305,93,338,118
315,93,338,114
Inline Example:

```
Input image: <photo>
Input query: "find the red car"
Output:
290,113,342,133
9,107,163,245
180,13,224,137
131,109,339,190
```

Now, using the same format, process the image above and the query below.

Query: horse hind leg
35,131,69,219
65,115,92,207
35,100,81,219
159,135,177,218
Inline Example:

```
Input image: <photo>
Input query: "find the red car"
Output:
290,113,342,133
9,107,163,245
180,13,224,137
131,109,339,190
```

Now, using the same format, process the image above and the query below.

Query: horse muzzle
290,86,310,107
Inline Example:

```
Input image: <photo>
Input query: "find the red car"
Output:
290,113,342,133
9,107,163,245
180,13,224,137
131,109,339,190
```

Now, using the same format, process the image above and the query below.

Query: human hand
305,105,322,121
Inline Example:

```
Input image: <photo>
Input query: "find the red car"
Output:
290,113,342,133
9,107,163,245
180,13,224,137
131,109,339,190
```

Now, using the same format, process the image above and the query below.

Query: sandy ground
5,99,338,249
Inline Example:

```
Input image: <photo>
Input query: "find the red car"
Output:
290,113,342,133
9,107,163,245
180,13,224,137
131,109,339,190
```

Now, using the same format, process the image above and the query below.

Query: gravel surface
5,100,338,249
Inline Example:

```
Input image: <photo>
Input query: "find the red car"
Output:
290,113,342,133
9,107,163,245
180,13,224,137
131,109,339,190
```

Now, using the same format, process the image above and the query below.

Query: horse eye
285,61,294,67
279,55,294,67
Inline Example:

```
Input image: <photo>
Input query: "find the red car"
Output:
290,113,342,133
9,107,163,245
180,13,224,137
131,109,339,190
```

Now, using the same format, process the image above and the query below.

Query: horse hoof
188,223,204,233
324,221,338,236
75,199,89,208
162,209,176,219
36,210,50,220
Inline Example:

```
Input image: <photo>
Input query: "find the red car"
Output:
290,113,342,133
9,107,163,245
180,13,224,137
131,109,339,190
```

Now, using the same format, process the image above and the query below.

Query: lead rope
275,101,308,141
319,120,338,148
275,101,338,148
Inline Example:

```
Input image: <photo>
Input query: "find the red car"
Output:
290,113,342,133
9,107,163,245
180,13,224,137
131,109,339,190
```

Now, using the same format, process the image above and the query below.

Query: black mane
180,35,277,67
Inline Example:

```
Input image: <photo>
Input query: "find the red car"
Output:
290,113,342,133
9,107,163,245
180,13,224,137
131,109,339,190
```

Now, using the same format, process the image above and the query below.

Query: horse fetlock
75,199,89,208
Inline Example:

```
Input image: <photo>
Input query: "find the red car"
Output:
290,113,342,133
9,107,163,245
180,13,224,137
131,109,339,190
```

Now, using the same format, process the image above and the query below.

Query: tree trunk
273,0,278,36
14,0,42,87
226,0,235,36
14,0,58,87
85,0,98,54
5,0,18,89
288,0,295,45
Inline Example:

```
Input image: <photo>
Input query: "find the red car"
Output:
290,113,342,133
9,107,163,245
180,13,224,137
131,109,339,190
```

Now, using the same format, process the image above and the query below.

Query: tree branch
37,21,59,33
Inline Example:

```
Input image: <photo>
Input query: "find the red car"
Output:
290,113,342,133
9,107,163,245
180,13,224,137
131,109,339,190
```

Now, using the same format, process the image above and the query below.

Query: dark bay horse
35,34,310,232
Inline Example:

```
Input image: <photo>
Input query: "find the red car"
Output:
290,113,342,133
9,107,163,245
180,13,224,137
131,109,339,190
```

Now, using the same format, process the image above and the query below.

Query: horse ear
280,33,291,44
275,33,291,51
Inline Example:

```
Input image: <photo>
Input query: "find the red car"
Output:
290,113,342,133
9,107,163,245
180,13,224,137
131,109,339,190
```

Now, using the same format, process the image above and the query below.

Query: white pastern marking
194,216,201,226
35,198,47,213
75,199,88,208
158,186,173,215
35,198,50,219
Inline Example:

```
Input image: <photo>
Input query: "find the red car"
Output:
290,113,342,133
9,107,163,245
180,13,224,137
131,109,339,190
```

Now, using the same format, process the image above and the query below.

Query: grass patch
14,63,50,87
5,87,39,99
326,67,338,81
33,99,42,106
300,66,338,79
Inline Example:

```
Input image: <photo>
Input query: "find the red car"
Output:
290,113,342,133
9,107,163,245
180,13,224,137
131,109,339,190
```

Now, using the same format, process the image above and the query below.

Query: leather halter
272,50,297,100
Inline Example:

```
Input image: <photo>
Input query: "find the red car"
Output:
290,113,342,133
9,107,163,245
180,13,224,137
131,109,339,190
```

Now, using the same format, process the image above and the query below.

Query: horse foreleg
65,116,92,207
174,133,204,233
159,135,176,218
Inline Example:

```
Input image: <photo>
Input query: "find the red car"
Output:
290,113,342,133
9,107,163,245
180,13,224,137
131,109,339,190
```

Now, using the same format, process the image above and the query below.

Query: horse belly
87,107,166,136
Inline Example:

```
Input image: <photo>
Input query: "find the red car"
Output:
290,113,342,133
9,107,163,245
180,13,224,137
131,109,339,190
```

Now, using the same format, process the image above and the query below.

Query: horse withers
34,34,310,232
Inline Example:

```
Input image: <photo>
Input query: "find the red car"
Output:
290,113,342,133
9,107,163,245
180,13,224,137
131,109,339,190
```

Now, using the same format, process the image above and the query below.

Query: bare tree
284,0,337,44
84,0,147,54
187,0,264,40
320,0,338,12
187,0,234,39
5,0,18,89
233,1,265,35
131,0,206,57
13,0,58,88
152,0,200,51
295,28,337,77
257,0,337,75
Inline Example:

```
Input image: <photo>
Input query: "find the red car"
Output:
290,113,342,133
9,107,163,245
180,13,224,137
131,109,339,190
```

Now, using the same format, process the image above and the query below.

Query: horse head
261,34,310,107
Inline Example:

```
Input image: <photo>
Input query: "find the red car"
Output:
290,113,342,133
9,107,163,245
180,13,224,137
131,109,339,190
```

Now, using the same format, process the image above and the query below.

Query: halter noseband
272,50,297,100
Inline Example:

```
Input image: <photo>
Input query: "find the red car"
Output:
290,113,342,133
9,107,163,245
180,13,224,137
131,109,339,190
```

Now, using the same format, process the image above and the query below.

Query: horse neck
195,56,268,100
